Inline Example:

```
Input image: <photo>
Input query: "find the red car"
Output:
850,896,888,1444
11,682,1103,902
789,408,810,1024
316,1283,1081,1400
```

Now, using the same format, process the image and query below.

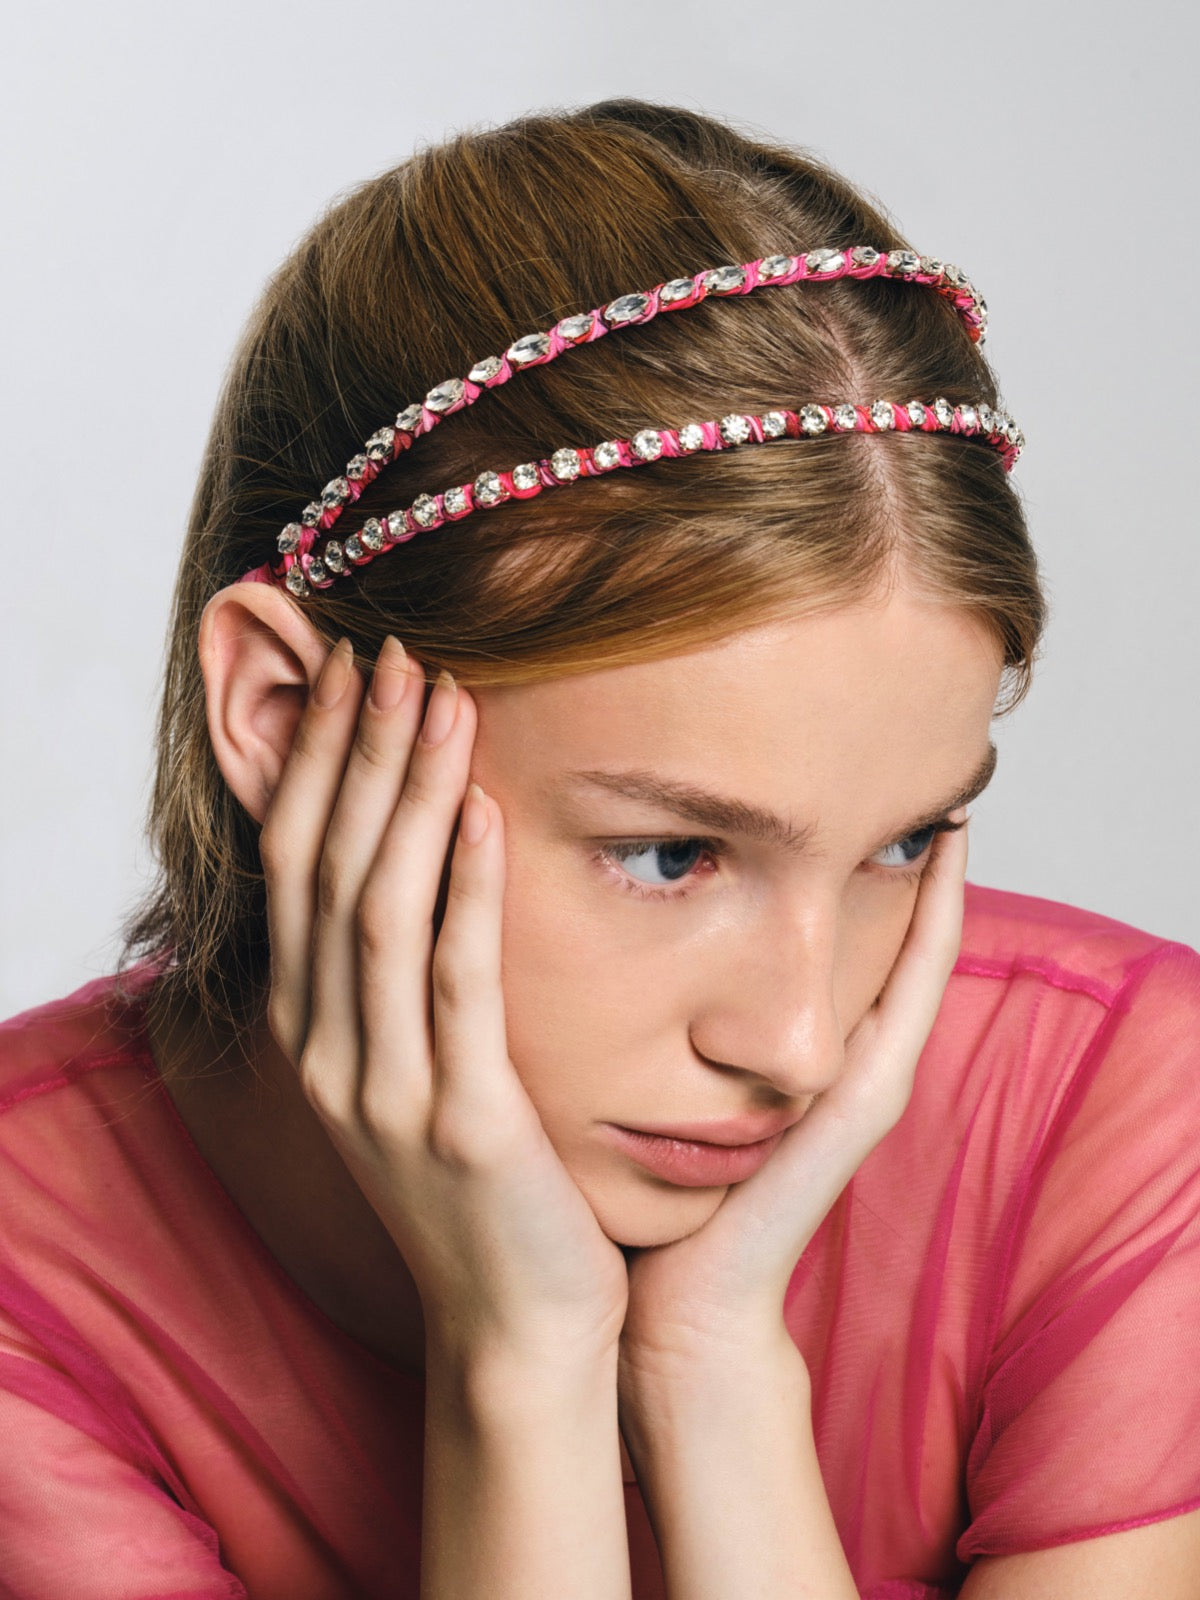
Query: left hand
617,813,970,1392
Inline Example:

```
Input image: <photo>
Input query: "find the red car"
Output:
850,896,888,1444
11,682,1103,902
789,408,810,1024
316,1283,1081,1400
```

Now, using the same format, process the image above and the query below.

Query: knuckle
352,721,399,776
316,856,357,923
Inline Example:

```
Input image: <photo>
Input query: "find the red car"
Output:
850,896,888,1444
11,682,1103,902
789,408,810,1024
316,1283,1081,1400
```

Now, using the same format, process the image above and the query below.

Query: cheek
837,882,922,1027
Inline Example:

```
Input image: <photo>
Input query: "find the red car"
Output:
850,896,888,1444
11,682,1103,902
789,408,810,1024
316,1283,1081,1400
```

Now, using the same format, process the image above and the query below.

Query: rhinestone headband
238,246,1020,599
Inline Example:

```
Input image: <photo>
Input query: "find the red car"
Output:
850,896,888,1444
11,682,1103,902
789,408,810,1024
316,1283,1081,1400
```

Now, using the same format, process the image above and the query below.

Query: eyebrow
564,740,998,858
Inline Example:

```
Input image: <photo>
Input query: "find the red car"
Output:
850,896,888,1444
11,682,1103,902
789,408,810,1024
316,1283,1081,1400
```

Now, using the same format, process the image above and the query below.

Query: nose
687,901,846,1100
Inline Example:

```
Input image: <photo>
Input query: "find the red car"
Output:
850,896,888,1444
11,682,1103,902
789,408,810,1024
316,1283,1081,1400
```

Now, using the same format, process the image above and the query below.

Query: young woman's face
467,588,1004,1248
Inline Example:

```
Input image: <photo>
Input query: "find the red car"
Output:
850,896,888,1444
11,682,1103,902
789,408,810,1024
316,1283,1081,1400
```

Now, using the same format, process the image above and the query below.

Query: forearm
421,1342,633,1600
620,1335,859,1600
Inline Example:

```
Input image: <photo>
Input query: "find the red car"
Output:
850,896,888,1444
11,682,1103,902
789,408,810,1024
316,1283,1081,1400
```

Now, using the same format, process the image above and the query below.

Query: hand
617,816,971,1388
259,635,629,1371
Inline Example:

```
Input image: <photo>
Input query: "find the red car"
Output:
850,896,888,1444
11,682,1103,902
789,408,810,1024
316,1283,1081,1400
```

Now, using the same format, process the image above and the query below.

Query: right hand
258,634,630,1372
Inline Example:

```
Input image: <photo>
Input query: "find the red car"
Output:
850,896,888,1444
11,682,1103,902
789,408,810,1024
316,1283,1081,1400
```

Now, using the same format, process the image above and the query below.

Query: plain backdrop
2,0,1197,1017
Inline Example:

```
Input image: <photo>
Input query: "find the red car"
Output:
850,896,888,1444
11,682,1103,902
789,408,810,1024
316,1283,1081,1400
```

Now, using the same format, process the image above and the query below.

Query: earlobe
199,583,333,823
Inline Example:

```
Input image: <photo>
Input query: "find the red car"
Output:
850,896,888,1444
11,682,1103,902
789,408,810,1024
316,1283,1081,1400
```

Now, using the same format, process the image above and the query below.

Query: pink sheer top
1,882,1198,1598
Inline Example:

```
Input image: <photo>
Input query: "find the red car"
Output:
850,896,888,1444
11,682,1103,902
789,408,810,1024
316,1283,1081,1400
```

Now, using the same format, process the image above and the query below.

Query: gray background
3,0,1196,1018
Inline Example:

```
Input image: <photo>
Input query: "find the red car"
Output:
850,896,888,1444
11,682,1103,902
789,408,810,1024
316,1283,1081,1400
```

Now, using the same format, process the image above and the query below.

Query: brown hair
119,98,1046,1056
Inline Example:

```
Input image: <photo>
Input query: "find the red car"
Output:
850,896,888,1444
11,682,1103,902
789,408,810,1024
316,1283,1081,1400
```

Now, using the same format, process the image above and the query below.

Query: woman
1,99,1197,1598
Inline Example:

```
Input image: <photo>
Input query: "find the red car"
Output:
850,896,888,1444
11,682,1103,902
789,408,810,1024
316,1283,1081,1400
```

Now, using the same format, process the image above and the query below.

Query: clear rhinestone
323,542,347,574
300,501,323,527
870,401,896,430
366,427,396,461
805,249,845,276
411,494,440,527
1005,416,1021,443
632,429,664,461
550,447,582,481
704,265,746,295
592,440,621,470
511,462,540,491
321,476,350,509
285,566,310,597
385,512,408,543
757,254,796,280
719,414,751,446
933,397,956,428
832,404,859,431
507,332,553,366
395,404,424,433
604,292,651,325
443,486,469,516
556,314,594,341
761,411,789,438
468,355,504,384
959,405,979,431
851,246,881,268
919,258,944,277
677,423,705,452
360,517,386,551
977,403,994,433
907,401,929,427
277,522,302,554
343,535,365,563
659,277,698,303
473,471,506,506
992,410,1009,436
943,263,966,288
886,250,921,276
307,559,328,586
799,405,828,435
425,378,465,412
346,453,369,481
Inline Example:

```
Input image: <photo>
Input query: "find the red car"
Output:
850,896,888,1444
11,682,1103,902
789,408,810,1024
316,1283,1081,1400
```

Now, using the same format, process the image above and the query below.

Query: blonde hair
119,98,1046,1054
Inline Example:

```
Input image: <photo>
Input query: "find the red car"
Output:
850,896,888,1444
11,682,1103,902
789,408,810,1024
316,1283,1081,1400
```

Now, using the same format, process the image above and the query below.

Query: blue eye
869,824,940,870
602,838,711,891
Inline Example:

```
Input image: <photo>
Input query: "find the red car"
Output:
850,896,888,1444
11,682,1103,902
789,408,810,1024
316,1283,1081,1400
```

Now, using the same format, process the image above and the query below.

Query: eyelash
592,817,967,904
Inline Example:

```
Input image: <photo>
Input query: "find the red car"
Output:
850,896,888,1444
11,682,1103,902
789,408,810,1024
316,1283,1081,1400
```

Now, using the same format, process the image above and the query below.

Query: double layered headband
238,245,1024,599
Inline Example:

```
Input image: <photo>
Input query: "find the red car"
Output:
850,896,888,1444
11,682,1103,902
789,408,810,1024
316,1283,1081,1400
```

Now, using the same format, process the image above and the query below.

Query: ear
199,582,336,823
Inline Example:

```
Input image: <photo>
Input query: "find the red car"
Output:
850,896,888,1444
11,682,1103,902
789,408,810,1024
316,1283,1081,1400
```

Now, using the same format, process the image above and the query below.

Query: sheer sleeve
0,1316,247,1600
958,940,1200,1559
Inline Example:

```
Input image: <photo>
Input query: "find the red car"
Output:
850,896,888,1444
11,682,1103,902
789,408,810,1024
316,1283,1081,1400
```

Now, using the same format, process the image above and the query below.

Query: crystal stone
869,401,896,430
704,265,746,295
761,411,789,438
411,494,440,527
277,522,302,554
886,250,921,276
592,440,621,470
919,258,944,277
366,427,396,461
556,314,594,341
511,462,540,491
346,453,369,481
799,405,828,435
507,332,552,366
832,404,859,431
933,397,956,428
677,423,705,452
943,263,966,288
443,486,469,516
321,476,350,509
343,535,365,563
361,518,386,551
907,400,929,427
395,405,425,433
473,471,506,506
604,292,651,325
851,246,881,268
468,356,504,384
385,513,409,543
632,429,663,461
323,542,347,575
959,405,979,431
659,277,697,303
300,501,323,527
719,414,751,445
757,254,796,279
805,249,845,275
307,559,328,586
550,448,582,481
425,378,465,412
285,566,310,597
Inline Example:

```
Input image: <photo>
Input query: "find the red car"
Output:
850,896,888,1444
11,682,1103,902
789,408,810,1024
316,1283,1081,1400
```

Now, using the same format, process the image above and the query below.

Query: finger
259,637,365,1061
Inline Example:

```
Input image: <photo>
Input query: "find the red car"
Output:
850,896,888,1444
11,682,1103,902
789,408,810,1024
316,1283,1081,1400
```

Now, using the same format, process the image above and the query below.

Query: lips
614,1115,797,1149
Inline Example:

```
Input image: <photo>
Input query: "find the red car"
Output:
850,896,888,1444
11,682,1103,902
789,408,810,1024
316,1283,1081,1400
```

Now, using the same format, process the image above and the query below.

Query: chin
585,1181,728,1250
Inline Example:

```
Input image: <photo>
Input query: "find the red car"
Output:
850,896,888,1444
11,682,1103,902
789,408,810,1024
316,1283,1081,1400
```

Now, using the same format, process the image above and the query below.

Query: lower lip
602,1125,785,1187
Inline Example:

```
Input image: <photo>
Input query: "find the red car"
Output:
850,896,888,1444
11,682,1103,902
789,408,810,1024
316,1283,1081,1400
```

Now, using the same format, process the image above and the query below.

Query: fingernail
460,782,490,844
369,635,410,711
313,638,354,709
421,669,458,746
